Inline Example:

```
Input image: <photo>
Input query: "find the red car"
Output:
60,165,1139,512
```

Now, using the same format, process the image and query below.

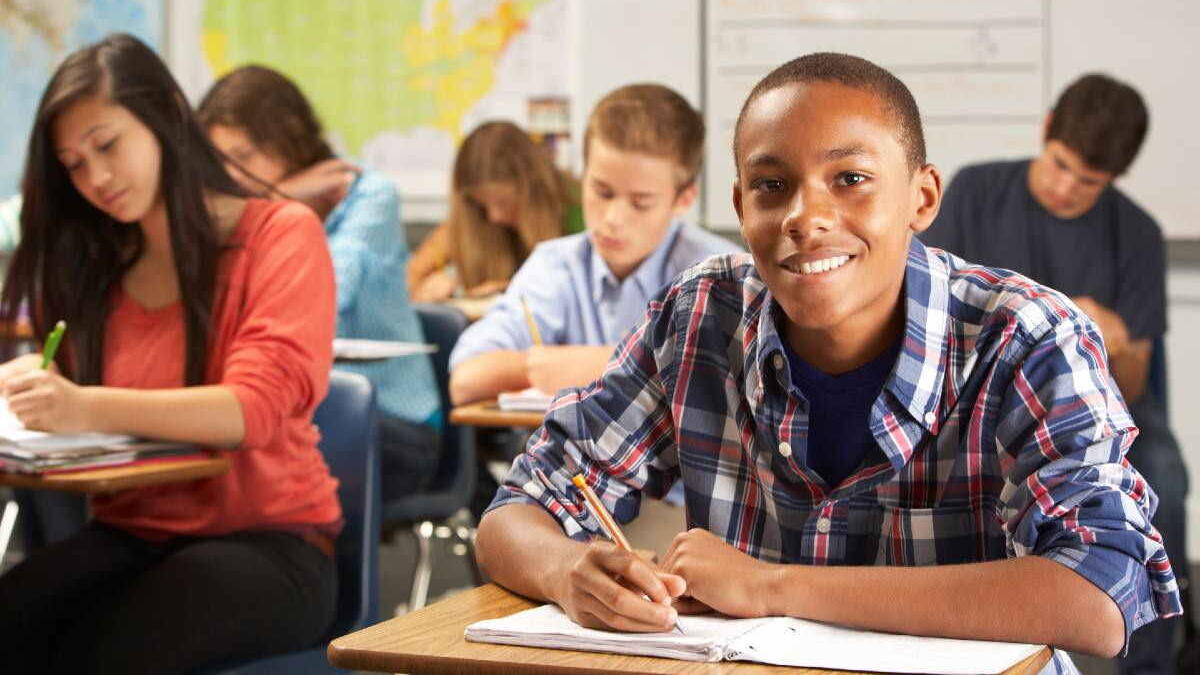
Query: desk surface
0,455,230,494
450,400,545,429
328,584,1051,675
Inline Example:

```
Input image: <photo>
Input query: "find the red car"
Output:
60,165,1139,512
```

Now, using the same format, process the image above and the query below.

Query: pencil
520,296,543,346
40,320,66,370
571,474,683,634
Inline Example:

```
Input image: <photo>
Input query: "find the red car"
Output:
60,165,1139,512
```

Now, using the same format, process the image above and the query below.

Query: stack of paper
465,603,1046,674
0,399,175,473
497,387,555,412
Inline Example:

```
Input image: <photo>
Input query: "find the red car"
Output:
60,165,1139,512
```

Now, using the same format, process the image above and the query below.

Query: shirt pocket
872,502,1006,567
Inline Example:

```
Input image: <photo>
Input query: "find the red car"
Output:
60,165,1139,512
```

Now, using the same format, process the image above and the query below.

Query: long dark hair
0,33,245,385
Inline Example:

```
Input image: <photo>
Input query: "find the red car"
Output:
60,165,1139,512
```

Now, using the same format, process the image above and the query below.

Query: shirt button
816,517,832,534
924,411,936,425
773,353,785,370
778,441,792,457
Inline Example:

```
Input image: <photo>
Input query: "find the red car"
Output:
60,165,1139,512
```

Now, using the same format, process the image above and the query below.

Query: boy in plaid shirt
475,53,1181,671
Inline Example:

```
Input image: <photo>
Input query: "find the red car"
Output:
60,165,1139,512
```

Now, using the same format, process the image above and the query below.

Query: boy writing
448,84,740,405
475,54,1180,670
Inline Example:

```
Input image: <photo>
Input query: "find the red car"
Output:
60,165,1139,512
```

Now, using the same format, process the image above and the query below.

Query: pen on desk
570,474,684,635
40,320,66,370
519,296,543,346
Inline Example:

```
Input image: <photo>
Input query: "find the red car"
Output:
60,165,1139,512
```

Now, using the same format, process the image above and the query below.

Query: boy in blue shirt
475,53,1180,672
448,84,739,405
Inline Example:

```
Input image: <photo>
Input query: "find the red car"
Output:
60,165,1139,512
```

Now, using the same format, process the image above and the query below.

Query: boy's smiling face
734,81,941,371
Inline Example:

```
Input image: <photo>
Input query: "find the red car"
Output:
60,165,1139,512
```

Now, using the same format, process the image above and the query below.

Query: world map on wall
200,0,570,200
0,0,163,195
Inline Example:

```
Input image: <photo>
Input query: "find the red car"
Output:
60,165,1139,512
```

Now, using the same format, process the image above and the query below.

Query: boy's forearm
449,350,530,405
476,503,587,602
767,555,1125,656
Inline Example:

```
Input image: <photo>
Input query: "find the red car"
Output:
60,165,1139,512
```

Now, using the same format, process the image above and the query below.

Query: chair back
382,304,475,523
315,370,380,636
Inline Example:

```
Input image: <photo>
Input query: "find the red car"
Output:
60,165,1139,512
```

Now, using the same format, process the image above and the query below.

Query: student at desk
408,121,584,303
448,84,740,406
474,53,1181,672
0,34,339,673
199,65,442,500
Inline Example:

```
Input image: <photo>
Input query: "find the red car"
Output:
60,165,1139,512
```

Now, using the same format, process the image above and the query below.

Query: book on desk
465,602,1045,674
0,399,195,473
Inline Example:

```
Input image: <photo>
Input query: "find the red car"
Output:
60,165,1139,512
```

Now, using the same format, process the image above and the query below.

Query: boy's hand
526,345,612,394
549,540,686,632
2,368,96,432
660,528,779,618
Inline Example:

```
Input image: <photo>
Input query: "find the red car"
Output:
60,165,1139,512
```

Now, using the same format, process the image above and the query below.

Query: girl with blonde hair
409,121,582,302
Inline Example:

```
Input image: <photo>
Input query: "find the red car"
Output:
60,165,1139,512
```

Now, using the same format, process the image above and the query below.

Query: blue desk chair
212,370,380,674
383,303,479,610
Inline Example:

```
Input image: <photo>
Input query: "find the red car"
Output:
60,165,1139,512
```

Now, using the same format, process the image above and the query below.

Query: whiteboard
703,0,1047,230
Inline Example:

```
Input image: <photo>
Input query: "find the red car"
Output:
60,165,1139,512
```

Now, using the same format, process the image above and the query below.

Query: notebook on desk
0,398,188,473
465,603,1044,675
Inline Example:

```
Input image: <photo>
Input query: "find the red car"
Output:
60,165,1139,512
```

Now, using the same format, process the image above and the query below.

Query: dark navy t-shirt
782,338,900,488
921,159,1166,339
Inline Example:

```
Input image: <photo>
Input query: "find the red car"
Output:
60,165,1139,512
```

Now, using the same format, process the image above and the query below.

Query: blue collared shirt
488,240,1181,673
327,170,439,427
449,221,741,367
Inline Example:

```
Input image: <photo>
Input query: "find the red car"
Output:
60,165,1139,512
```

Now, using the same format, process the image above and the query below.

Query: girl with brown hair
199,65,443,505
408,120,582,302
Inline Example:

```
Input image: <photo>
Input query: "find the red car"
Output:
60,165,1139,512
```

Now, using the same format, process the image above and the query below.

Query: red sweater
92,199,342,538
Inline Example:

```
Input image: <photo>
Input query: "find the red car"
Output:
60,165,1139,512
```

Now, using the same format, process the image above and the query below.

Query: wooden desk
450,400,545,429
0,455,230,494
328,583,1052,675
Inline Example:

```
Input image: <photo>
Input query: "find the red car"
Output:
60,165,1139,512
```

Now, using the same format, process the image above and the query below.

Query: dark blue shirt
921,159,1166,340
782,335,901,488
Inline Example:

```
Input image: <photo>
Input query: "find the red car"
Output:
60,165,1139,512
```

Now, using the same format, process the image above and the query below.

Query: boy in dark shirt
923,73,1190,674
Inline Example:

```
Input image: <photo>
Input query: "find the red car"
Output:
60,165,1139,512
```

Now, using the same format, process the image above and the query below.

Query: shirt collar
751,237,949,434
589,221,684,304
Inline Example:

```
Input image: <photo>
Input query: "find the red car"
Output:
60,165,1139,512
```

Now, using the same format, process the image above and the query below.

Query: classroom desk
328,583,1053,675
0,454,230,494
450,400,545,429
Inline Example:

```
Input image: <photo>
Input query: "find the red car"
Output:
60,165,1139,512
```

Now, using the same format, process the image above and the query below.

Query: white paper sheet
464,602,1044,674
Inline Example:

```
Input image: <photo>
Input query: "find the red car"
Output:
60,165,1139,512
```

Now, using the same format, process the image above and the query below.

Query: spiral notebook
465,603,1044,675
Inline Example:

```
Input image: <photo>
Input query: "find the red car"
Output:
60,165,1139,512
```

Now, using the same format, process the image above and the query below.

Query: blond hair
447,121,573,289
583,83,704,188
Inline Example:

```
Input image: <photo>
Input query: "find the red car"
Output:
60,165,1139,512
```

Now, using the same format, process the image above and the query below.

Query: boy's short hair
734,52,926,171
583,83,704,188
1048,73,1148,176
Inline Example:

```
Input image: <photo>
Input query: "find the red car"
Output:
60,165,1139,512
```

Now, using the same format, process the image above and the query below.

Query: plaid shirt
489,239,1181,670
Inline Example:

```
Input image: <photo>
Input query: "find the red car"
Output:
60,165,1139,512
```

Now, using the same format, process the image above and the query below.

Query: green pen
41,320,66,370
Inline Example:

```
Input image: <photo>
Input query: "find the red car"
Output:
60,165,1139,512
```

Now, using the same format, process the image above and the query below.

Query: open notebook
465,604,1044,675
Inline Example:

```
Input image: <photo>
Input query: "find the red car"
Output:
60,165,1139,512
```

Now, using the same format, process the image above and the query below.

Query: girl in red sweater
0,34,341,673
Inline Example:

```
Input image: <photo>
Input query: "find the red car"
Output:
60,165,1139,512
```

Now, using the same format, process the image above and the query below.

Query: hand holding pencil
559,473,691,629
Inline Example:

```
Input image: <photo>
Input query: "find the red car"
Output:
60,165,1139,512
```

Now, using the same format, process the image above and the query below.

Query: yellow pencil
520,295,543,346
571,474,683,634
